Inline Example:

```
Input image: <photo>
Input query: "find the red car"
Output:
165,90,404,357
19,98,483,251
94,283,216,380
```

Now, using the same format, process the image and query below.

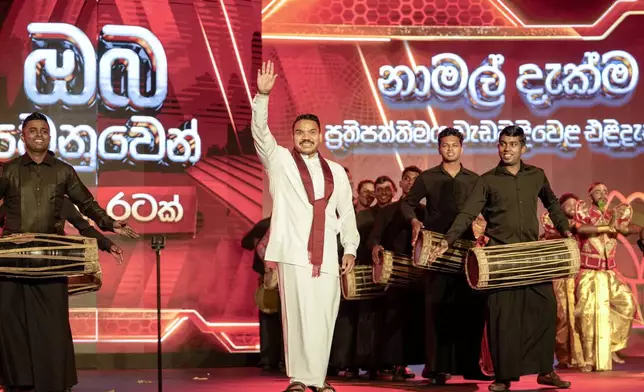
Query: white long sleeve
251,93,279,169
336,170,359,257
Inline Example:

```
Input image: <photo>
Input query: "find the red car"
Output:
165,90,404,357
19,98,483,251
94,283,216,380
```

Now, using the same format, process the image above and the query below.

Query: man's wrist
343,244,357,257
443,232,456,247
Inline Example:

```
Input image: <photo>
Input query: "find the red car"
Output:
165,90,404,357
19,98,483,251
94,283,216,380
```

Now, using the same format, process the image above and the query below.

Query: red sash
291,150,334,277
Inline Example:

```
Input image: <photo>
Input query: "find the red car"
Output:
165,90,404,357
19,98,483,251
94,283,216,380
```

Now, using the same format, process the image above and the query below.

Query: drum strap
290,149,334,277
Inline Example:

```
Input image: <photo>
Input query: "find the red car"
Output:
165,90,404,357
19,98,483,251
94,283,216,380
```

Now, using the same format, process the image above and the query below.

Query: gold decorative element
413,230,473,273
255,285,280,314
0,233,101,296
374,250,424,286
341,265,386,300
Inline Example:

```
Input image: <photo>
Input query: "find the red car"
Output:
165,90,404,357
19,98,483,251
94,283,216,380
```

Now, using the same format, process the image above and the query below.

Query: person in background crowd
540,193,583,371
342,167,357,208
336,175,397,380
369,166,424,381
573,182,642,372
241,216,284,373
355,180,375,213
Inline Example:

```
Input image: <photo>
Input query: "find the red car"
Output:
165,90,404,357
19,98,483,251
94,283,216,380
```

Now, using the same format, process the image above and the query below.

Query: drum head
466,251,479,288
341,273,350,297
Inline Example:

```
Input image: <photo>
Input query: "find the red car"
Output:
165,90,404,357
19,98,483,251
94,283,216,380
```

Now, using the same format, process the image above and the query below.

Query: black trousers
0,278,77,392
378,286,425,367
487,283,556,381
259,309,283,367
424,271,487,375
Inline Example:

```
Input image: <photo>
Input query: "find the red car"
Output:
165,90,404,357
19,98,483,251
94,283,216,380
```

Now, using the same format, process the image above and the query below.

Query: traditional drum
373,250,425,287
0,233,99,277
68,272,102,296
0,233,102,295
466,238,580,290
413,230,473,273
255,284,280,314
341,265,387,300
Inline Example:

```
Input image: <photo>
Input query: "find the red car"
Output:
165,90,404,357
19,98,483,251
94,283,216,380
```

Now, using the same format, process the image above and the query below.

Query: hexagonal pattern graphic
300,0,509,26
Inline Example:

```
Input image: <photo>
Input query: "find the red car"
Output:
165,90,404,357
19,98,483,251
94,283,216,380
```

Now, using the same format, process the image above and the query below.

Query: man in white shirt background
251,60,359,392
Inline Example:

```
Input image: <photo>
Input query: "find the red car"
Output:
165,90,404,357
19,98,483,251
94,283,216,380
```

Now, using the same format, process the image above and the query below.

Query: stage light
219,0,252,103
69,308,260,353
356,44,404,172
195,8,240,149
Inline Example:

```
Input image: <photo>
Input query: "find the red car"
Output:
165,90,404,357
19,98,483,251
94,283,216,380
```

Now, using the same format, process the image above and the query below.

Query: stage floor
73,359,644,391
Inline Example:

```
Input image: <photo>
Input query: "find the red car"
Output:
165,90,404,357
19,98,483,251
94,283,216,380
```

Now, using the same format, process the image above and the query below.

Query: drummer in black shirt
430,126,572,392
401,128,491,384
368,166,423,381
0,112,137,392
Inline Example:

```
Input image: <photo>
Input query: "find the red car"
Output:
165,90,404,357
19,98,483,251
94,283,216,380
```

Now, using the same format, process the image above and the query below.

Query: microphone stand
151,235,166,392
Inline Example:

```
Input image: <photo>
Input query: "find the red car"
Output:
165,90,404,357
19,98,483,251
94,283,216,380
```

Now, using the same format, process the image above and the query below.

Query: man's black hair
498,125,526,146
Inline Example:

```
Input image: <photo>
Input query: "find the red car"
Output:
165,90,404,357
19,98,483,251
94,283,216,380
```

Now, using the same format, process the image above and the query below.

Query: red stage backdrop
0,0,262,355
2,0,644,359
262,0,644,324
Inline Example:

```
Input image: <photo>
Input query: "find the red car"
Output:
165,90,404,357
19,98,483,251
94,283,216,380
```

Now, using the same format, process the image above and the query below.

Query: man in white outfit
251,61,359,392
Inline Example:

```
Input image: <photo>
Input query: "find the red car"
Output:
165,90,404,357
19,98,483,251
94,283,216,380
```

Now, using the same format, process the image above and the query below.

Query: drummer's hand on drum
109,244,124,265
563,230,573,238
371,245,384,265
411,218,423,246
113,220,139,239
341,254,355,275
428,239,449,263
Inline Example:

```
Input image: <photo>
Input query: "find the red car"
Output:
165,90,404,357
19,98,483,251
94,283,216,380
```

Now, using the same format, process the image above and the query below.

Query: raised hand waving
257,60,278,95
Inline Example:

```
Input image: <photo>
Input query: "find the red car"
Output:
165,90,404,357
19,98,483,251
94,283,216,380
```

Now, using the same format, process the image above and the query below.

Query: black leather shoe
392,366,415,381
488,381,511,391
344,368,360,379
421,367,452,381
424,372,449,385
464,371,495,381
537,372,571,388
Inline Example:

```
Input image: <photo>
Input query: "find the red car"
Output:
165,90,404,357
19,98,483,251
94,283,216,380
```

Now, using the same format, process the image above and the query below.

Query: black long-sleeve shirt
355,205,381,264
0,154,115,235
368,200,426,255
401,164,479,240
444,161,570,246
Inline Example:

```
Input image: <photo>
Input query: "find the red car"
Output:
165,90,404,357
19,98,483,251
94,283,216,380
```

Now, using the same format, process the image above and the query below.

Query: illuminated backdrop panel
262,0,644,322
0,0,262,355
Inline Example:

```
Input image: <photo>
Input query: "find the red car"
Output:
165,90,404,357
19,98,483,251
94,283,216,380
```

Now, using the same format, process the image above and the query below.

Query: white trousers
278,263,341,388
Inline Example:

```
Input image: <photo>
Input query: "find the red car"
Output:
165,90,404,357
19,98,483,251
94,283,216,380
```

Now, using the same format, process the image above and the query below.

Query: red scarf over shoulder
265,150,334,277
292,150,335,276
